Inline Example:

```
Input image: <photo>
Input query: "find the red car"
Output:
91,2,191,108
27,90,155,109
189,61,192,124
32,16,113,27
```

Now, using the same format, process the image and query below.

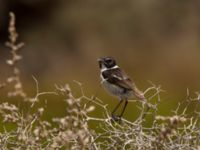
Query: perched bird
98,56,146,120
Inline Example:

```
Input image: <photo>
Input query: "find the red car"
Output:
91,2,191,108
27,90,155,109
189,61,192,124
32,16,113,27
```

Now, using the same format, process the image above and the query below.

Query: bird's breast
101,80,132,99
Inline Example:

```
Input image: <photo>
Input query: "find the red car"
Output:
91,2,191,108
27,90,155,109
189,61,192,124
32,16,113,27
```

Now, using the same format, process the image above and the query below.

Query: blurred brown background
1,0,200,118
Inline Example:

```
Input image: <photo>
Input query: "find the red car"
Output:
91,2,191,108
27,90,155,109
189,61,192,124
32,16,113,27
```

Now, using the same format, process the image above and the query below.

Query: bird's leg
111,99,123,120
119,100,128,118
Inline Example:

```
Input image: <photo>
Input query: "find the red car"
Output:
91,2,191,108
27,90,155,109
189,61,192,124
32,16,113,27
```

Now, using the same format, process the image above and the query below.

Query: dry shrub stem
0,12,200,150
1,12,26,99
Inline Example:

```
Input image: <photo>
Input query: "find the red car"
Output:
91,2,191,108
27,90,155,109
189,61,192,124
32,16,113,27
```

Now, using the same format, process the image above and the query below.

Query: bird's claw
111,114,121,122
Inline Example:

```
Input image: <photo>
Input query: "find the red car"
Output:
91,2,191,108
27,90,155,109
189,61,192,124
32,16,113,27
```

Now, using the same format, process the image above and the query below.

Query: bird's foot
111,114,121,123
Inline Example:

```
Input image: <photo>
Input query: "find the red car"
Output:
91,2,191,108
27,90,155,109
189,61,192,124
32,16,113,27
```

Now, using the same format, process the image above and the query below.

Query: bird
98,56,146,120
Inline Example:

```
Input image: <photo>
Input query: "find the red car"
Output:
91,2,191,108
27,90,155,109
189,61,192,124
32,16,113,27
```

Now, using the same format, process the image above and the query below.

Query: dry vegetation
0,12,200,150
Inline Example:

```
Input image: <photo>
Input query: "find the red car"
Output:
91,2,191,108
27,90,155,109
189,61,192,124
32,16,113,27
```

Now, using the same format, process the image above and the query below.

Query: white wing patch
112,74,123,80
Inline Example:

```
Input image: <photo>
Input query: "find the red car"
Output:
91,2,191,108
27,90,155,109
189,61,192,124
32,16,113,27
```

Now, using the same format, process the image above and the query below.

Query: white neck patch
101,65,119,72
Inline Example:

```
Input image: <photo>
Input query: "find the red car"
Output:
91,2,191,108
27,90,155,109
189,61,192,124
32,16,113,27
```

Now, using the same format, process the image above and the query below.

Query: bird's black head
98,57,117,69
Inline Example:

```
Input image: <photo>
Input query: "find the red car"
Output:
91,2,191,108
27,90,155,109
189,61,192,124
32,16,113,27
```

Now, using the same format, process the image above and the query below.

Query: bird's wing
103,68,133,90
103,68,146,100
